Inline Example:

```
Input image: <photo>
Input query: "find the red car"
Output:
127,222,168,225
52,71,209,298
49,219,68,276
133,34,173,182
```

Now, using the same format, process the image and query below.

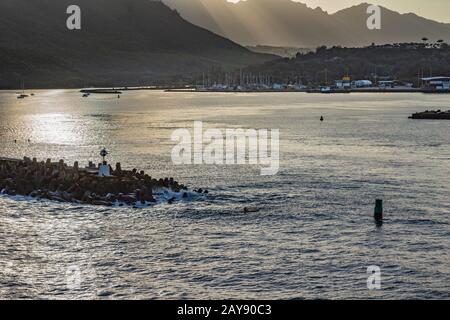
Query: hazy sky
230,0,450,23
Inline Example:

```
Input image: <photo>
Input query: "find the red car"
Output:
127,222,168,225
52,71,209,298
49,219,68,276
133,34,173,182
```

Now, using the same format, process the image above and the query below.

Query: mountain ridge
0,0,275,88
163,0,450,47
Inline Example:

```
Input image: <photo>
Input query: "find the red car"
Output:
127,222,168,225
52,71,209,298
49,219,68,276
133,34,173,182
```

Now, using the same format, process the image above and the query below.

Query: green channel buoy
374,199,383,223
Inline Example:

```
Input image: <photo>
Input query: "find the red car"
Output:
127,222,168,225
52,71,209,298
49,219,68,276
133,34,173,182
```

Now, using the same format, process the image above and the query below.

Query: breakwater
0,157,202,207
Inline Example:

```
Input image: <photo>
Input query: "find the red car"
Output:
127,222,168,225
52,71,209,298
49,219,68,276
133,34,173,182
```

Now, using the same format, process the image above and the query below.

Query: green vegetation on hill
244,43,450,86
246,46,312,58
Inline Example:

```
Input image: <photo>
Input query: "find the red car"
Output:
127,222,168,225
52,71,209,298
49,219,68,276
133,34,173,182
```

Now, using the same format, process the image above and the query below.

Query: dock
409,110,450,120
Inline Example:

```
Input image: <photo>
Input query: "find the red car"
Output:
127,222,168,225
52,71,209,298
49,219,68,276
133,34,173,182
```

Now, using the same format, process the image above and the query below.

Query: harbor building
422,77,450,91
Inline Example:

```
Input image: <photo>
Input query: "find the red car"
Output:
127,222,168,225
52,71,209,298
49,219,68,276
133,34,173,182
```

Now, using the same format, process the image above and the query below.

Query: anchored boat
409,110,450,120
16,80,29,99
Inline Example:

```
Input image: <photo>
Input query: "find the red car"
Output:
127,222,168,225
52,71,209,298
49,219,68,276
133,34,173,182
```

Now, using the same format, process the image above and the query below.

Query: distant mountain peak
165,0,450,47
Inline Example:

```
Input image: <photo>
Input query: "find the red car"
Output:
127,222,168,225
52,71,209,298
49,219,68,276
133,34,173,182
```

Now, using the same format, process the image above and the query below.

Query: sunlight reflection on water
0,91,449,299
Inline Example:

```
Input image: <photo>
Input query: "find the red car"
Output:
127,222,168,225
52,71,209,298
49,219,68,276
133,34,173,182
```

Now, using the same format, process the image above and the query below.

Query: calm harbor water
0,90,449,299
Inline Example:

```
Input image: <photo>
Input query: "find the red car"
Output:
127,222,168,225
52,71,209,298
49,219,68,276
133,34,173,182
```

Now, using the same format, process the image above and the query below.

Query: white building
352,80,373,88
422,77,450,91
335,79,351,89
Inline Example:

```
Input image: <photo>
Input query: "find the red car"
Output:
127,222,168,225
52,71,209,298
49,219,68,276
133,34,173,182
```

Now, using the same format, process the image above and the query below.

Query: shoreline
2,87,449,94
165,88,450,94
2,86,449,94
0,85,193,91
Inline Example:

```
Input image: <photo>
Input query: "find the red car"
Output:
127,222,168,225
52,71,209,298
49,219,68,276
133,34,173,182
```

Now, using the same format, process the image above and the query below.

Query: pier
0,154,199,207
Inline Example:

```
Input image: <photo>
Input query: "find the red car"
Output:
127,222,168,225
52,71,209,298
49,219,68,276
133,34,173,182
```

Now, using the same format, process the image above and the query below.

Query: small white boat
17,80,28,99
320,86,332,93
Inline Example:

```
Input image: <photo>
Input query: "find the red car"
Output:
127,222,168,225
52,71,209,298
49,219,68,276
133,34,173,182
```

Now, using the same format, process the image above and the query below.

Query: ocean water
0,90,449,299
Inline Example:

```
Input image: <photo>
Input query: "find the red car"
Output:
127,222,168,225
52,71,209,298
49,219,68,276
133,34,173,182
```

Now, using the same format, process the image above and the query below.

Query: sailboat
17,80,29,99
